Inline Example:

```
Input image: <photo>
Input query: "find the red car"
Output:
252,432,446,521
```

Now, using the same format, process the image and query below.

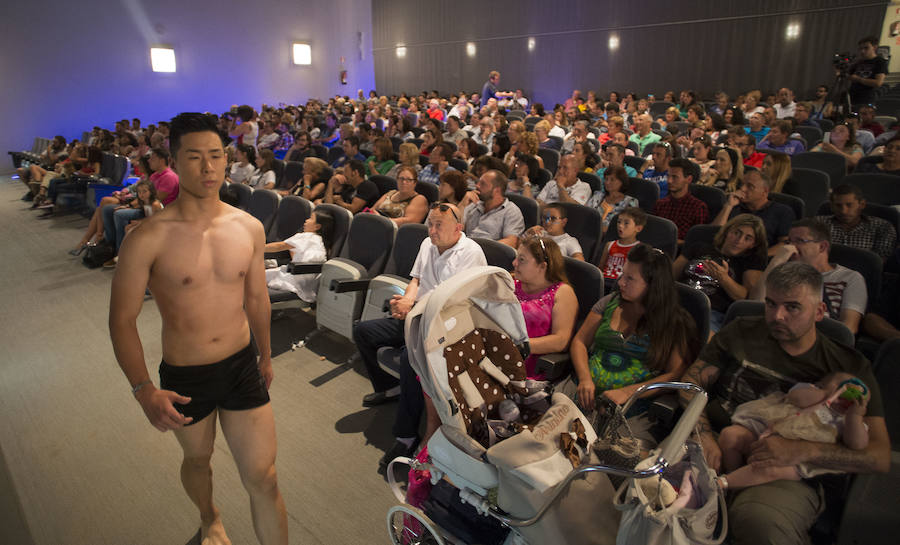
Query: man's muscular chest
151,222,254,290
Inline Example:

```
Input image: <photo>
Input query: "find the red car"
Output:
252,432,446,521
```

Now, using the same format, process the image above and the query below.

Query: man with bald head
464,169,526,247
628,113,661,156
774,88,796,119
353,202,487,469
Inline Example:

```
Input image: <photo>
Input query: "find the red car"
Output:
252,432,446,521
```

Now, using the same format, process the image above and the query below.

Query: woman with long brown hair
569,244,697,410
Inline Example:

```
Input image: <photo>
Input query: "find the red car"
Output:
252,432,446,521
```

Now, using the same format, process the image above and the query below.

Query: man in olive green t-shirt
680,261,890,545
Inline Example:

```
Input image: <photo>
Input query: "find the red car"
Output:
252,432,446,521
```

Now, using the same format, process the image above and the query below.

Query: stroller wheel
386,505,445,545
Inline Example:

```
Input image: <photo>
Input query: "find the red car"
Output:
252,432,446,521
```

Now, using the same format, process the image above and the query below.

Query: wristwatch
523,181,532,187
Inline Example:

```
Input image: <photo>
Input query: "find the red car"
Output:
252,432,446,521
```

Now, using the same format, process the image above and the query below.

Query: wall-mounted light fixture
150,47,176,72
292,42,312,65
608,35,620,50
396,44,407,58
785,23,801,40
527,37,536,52
466,42,477,57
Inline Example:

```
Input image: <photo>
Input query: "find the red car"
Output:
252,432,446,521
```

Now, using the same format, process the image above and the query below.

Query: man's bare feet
201,516,231,545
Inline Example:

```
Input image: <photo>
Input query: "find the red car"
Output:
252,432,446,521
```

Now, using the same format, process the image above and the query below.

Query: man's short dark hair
668,158,694,181
544,202,567,219
447,115,460,127
345,159,366,178
344,135,360,149
619,206,647,227
236,105,255,122
169,113,223,156
653,142,673,157
605,102,620,113
859,35,879,47
772,119,792,133
766,262,823,297
688,104,706,118
473,155,509,176
435,142,454,160
831,184,865,202
792,218,831,244
606,143,625,156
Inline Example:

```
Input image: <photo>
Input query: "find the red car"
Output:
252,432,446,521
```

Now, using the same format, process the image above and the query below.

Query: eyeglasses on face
542,215,562,223
397,176,416,182
429,202,459,222
788,237,819,245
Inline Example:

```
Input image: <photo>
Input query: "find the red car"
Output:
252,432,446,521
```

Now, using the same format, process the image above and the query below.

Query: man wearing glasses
352,203,486,470
751,218,867,334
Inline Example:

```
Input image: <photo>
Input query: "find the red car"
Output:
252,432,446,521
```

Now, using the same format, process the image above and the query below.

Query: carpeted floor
0,174,404,544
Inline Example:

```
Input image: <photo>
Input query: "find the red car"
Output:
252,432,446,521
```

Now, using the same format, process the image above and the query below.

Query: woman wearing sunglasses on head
512,236,578,380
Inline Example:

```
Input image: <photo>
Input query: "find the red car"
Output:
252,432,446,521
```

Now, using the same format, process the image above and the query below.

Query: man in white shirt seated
535,155,591,206
352,203,487,470
773,87,797,119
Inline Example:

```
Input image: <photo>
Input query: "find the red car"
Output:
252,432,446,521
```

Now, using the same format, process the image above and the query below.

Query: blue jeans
102,204,144,252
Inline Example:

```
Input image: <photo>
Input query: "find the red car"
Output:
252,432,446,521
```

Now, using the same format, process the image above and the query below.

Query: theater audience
284,132,314,162
332,136,365,169
642,142,673,198
569,243,696,409
758,120,805,155
761,151,792,193
713,169,794,250
386,143,423,180
855,134,900,175
321,160,379,213
364,137,396,177
437,170,478,213
523,203,585,260
815,185,897,260
464,169,525,248
418,142,455,185
512,235,578,379
586,166,639,233
654,158,709,242
247,149,277,189
629,113,661,156
371,166,428,225
535,155,591,206
701,147,744,192
673,214,767,332
228,144,257,185
752,219,867,334
598,207,646,282
810,123,864,169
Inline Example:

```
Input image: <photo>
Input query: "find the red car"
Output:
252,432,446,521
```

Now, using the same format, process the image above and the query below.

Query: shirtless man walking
109,113,288,544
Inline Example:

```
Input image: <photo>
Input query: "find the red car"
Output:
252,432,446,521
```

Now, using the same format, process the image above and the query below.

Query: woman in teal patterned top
569,244,697,410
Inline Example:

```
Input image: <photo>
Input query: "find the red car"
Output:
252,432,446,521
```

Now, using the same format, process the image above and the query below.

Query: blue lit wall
1,0,376,170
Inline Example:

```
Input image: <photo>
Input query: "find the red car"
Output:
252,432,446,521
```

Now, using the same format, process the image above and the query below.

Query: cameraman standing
844,36,888,106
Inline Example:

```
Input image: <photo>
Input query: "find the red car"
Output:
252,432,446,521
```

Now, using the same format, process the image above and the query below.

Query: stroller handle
622,381,707,469
494,382,708,528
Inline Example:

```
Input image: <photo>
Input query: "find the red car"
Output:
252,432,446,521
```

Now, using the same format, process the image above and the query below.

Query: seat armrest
286,262,325,274
535,352,571,381
329,278,372,293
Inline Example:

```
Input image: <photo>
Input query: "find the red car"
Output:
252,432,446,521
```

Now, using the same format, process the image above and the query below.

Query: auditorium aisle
0,175,399,545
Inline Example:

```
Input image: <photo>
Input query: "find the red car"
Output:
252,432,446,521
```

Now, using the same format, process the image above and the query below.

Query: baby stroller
386,266,722,545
